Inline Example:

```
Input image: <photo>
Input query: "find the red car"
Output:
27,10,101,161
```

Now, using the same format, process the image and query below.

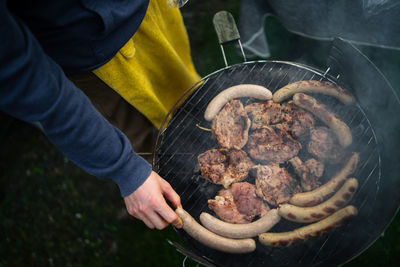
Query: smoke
239,0,400,58
362,0,400,17
236,2,400,261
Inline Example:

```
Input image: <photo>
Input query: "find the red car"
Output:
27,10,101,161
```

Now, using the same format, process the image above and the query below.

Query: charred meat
245,100,290,130
253,164,302,206
208,182,269,224
198,149,254,188
227,149,255,182
289,157,324,191
247,125,302,164
197,148,227,185
212,100,251,149
208,189,249,224
281,101,315,138
308,127,346,164
305,158,324,180
231,182,270,217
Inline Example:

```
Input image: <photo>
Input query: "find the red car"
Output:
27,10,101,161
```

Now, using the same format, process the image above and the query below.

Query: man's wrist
111,152,152,197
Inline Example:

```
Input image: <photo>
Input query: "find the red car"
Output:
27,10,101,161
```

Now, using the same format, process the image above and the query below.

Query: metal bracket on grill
322,66,341,80
166,0,189,8
166,239,217,267
213,11,247,67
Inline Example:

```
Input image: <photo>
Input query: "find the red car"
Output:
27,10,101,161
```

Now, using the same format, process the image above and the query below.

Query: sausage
259,205,358,247
175,207,256,253
279,178,358,223
293,93,352,147
204,84,272,121
199,209,281,239
292,93,352,148
290,152,359,207
273,80,355,105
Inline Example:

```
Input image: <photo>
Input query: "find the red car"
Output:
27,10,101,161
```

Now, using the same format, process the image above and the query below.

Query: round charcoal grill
154,60,394,267
153,12,400,267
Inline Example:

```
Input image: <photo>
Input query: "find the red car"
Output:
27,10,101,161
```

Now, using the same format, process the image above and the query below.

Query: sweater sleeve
0,3,152,197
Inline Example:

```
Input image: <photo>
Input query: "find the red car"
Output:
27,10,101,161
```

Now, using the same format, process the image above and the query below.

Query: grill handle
166,0,189,8
213,11,247,67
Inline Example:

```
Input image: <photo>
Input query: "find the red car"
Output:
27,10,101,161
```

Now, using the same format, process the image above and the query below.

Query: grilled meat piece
212,100,251,149
208,182,269,224
227,149,255,182
253,164,302,206
198,149,227,184
289,157,324,191
245,100,291,130
198,149,254,188
281,101,315,138
247,125,302,163
307,127,346,164
305,158,324,179
208,189,249,224
245,100,314,139
231,182,270,217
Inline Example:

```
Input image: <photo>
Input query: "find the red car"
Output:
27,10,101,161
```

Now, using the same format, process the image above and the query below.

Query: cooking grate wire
157,63,317,169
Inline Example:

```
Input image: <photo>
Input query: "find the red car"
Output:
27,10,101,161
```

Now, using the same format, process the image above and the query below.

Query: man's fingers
155,198,180,225
158,177,183,228
123,172,183,230
137,213,155,229
124,199,156,229
146,209,169,230
160,178,181,208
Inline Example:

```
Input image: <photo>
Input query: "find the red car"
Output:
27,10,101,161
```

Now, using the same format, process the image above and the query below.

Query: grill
153,13,400,267
154,61,377,266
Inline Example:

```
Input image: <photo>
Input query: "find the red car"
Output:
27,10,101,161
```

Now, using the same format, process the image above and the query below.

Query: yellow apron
93,0,200,129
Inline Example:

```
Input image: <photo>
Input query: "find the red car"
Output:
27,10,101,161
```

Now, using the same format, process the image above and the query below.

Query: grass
1,1,400,266
0,116,188,267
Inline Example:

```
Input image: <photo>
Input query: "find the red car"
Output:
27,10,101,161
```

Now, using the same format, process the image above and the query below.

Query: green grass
0,117,189,267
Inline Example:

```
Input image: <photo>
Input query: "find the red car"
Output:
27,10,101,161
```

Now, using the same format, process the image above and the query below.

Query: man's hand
123,171,181,229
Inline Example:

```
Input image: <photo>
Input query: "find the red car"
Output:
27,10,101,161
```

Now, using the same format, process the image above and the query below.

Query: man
0,0,200,229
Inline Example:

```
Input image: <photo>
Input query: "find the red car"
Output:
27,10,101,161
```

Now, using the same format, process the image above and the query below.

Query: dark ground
1,1,400,266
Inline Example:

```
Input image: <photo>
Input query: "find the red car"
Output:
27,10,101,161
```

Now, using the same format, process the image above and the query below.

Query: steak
226,149,255,183
245,100,314,139
245,100,290,130
307,127,346,164
289,157,324,191
281,101,315,138
208,182,269,224
212,100,251,149
247,125,302,163
305,158,324,179
231,182,269,217
198,149,254,188
208,189,249,224
197,148,227,185
254,164,302,206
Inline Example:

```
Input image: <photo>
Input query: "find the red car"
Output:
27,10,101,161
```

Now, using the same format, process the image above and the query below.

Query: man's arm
0,2,180,229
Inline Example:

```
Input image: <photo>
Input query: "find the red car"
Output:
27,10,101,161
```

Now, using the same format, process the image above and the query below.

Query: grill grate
154,61,382,267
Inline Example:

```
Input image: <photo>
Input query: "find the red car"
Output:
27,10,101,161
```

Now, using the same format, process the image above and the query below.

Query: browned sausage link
290,152,359,207
175,207,256,253
293,93,352,147
273,80,355,105
279,178,358,223
204,84,272,121
200,209,281,239
259,205,358,247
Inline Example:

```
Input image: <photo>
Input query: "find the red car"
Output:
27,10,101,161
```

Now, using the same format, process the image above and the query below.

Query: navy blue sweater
0,0,152,197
